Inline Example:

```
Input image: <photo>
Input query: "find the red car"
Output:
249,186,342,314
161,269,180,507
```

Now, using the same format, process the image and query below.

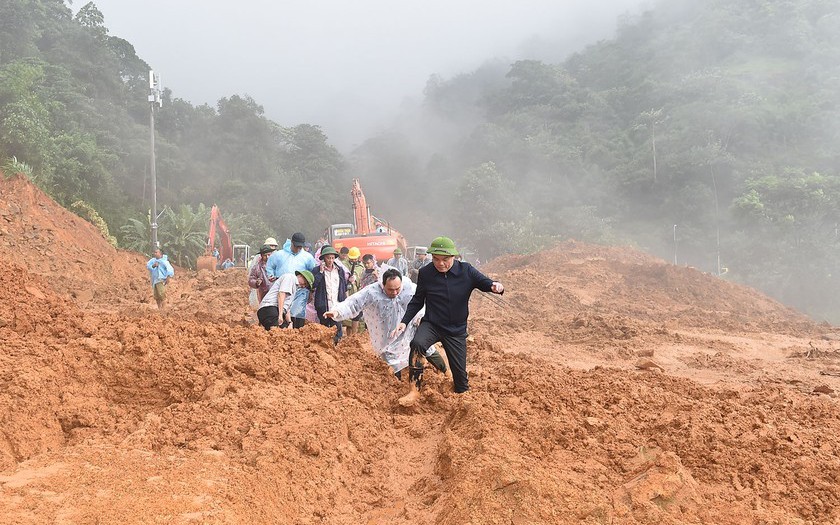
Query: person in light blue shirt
265,232,316,328
146,248,175,310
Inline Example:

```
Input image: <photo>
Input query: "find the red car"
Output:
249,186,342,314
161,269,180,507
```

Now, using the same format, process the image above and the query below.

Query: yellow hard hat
348,247,361,259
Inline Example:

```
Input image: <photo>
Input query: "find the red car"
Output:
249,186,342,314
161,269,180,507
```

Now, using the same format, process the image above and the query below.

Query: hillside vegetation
2,0,840,319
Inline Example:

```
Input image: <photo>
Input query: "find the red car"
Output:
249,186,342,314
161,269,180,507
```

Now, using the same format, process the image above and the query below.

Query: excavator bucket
196,255,217,272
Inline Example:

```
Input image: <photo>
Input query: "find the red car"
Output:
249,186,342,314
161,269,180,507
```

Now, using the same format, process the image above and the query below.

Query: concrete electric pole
148,70,162,249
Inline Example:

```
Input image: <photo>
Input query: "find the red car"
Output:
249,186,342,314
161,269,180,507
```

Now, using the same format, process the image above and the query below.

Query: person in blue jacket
391,236,504,405
265,232,317,328
146,247,175,310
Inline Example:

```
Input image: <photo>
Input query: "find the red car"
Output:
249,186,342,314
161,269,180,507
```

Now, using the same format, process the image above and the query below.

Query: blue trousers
290,287,309,318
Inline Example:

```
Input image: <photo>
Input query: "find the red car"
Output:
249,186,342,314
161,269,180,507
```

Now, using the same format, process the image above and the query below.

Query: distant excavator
196,205,250,271
326,178,407,262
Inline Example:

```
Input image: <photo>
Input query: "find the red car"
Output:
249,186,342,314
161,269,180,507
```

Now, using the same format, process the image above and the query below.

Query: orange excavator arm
198,205,233,271
351,178,371,235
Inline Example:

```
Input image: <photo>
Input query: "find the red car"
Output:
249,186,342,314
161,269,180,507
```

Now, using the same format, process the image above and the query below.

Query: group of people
211,247,236,270
148,233,504,404
247,232,504,403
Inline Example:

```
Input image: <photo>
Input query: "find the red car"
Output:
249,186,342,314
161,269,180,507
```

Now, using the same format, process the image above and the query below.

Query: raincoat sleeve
331,285,372,322
304,252,317,271
162,256,174,278
146,258,156,271
266,251,285,278
248,261,261,289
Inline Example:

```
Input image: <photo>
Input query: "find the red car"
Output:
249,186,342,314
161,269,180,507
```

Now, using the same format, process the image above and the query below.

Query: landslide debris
2,176,840,524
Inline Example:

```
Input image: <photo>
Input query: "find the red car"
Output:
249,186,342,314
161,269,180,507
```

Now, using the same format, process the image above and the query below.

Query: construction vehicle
196,205,235,272
327,178,407,262
233,244,251,268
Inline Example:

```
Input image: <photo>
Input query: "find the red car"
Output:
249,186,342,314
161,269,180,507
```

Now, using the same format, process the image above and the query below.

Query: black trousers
258,306,290,330
410,321,469,393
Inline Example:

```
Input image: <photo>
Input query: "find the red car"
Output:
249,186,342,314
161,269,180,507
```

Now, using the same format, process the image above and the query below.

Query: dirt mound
476,241,818,337
0,174,148,303
2,182,840,524
3,314,840,524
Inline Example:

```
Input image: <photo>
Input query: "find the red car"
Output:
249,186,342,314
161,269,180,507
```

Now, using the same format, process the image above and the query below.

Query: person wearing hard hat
386,247,409,276
345,246,365,334
248,237,279,270
266,232,318,328
312,245,348,344
346,247,364,290
390,236,504,406
409,247,429,282
248,244,275,302
257,270,314,330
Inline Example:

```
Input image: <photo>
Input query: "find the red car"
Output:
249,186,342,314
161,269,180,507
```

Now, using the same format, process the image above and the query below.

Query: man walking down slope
391,236,504,406
324,268,447,377
146,247,175,310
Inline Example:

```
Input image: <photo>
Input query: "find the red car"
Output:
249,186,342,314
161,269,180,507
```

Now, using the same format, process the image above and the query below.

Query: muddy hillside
2,175,839,525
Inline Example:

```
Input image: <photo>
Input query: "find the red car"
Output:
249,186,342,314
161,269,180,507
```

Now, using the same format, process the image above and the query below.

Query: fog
84,0,644,151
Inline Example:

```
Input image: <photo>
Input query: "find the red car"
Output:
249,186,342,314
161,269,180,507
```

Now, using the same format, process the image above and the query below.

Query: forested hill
353,0,840,321
2,0,840,321
0,0,345,256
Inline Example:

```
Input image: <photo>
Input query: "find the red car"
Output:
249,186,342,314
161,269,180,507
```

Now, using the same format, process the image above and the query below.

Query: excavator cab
233,244,250,268
328,223,354,243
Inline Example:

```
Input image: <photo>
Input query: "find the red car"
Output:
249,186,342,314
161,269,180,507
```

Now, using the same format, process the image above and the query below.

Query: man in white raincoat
324,267,447,378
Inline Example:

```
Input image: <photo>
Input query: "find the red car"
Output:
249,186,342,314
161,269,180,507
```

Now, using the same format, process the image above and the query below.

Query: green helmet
295,270,315,289
427,236,459,257
319,245,339,260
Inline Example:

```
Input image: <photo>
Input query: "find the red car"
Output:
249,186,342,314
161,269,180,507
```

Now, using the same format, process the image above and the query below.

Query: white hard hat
264,237,278,246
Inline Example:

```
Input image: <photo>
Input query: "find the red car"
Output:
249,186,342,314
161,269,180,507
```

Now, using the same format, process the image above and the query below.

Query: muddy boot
426,349,447,374
398,382,421,407
398,363,424,407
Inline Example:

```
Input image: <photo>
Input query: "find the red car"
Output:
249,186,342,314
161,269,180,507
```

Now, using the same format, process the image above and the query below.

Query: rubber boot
398,364,423,407
398,381,421,407
426,349,447,373
292,317,305,329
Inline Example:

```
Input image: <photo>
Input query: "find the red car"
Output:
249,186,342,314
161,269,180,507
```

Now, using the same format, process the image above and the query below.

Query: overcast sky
82,0,645,150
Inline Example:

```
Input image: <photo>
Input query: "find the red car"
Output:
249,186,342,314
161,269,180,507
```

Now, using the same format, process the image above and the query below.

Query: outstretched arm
468,264,502,294
326,286,371,321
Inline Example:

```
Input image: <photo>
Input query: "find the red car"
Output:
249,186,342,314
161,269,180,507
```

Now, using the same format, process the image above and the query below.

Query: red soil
2,175,839,524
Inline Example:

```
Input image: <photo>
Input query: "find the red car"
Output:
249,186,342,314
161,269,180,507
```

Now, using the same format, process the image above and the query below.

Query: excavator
327,178,407,262
196,205,250,271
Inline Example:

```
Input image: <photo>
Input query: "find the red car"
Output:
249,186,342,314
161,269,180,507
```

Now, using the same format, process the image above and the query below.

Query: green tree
119,216,150,254
158,203,209,269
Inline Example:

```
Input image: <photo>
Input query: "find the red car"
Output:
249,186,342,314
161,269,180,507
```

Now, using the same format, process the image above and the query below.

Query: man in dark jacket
312,245,348,344
391,236,504,405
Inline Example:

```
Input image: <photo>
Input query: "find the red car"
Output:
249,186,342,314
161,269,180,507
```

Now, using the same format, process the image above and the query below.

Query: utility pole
148,70,162,249
673,224,677,265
